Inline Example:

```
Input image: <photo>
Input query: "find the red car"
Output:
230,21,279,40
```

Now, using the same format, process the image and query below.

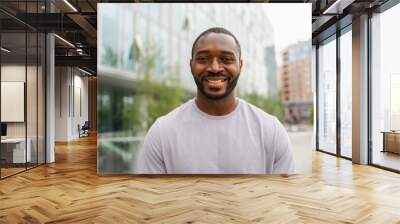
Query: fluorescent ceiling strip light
1,47,11,53
54,34,75,48
78,67,92,76
63,0,78,12
323,0,343,14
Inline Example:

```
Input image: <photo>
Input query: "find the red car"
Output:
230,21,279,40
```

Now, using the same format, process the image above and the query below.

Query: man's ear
239,59,243,70
190,58,194,73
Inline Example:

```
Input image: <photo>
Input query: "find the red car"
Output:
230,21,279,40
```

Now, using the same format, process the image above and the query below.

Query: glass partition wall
317,35,337,155
316,0,400,173
370,3,400,172
339,27,352,159
0,30,27,177
316,26,352,159
0,2,46,179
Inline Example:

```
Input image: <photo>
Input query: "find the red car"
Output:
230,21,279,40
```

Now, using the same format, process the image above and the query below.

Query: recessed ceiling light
78,67,92,76
54,34,75,48
323,0,354,15
63,0,78,12
1,47,11,53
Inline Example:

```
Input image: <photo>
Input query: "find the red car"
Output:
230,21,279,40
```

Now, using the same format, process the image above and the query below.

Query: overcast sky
264,4,312,65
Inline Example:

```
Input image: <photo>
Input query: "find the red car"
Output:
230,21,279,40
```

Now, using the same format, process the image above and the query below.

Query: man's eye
196,57,208,63
221,57,234,64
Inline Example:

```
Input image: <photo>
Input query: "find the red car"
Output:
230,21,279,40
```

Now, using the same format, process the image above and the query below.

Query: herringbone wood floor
1,135,400,223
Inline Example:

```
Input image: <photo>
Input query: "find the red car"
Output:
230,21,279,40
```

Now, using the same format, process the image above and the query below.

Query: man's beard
192,72,239,100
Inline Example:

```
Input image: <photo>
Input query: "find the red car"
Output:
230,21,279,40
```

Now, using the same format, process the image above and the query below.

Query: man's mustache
201,73,232,82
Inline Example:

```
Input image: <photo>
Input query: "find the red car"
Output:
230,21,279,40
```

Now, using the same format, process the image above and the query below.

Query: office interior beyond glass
0,2,46,179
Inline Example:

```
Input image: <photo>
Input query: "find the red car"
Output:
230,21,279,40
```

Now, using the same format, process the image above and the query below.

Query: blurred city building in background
279,41,312,125
264,46,278,98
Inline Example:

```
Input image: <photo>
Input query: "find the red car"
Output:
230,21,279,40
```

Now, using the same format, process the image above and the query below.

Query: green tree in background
242,92,285,122
308,107,314,125
99,43,190,135
102,45,118,67
121,93,144,135
97,88,111,134
135,45,190,130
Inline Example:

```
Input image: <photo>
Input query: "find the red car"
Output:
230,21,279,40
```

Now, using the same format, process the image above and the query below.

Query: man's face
190,33,243,100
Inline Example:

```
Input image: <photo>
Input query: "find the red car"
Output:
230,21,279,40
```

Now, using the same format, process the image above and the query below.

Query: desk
381,131,400,154
1,138,31,163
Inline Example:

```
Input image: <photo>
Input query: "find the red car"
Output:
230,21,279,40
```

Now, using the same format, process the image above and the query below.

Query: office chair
79,121,90,138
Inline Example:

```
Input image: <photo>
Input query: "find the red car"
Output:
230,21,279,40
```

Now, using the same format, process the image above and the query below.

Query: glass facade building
99,3,275,96
279,41,313,124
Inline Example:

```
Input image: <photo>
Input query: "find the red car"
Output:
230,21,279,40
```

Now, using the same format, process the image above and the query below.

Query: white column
352,14,369,164
46,32,55,163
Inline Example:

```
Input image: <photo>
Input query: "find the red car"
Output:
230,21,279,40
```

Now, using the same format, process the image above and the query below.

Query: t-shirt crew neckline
191,97,242,120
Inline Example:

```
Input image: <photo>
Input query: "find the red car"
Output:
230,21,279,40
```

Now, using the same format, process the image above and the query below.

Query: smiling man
136,27,295,174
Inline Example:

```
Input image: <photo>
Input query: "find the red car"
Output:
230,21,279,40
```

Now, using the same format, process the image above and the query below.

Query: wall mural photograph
97,3,312,174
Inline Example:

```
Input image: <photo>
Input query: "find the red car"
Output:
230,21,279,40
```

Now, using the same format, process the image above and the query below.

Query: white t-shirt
136,98,295,174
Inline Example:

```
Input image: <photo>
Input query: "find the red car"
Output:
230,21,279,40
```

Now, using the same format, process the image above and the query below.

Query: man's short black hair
191,27,241,59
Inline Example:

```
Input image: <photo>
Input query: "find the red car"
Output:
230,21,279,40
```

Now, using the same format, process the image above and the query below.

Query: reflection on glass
390,75,400,130
371,3,400,171
340,29,352,158
318,37,337,154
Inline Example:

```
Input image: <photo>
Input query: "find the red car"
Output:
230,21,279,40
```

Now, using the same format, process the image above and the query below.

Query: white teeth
208,80,222,83
207,78,227,83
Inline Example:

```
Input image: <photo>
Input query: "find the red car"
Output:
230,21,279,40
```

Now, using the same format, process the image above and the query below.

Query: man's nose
207,58,223,73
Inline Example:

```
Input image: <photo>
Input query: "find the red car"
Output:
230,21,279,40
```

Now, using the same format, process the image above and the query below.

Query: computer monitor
1,123,7,137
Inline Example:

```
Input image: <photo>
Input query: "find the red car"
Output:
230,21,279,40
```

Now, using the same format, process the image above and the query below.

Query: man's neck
195,93,237,116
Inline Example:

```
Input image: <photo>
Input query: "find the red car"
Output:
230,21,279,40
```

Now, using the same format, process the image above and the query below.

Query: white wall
71,72,89,138
55,66,69,141
1,63,46,164
1,65,26,142
55,67,89,141
1,82,25,122
1,66,26,134
1,65,36,138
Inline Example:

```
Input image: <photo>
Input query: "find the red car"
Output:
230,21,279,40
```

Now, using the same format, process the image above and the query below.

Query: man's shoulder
239,98,278,123
155,99,194,127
